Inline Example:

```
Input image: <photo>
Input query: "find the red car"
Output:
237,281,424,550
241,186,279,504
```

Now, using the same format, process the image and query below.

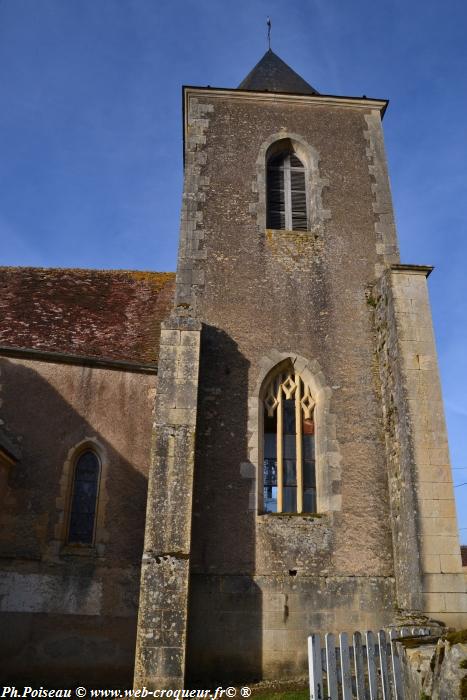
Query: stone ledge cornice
390,264,434,277
183,85,388,132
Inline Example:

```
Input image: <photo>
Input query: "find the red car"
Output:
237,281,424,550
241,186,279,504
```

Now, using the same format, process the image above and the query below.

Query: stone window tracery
262,368,316,513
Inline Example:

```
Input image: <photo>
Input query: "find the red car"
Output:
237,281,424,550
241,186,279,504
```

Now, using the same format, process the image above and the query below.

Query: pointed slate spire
238,49,319,95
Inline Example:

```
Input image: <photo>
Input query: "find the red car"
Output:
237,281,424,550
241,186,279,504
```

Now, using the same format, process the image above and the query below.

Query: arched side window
67,450,101,545
267,148,307,231
262,368,316,513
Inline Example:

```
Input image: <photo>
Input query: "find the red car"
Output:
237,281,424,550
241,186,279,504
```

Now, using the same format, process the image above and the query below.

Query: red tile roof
0,267,175,366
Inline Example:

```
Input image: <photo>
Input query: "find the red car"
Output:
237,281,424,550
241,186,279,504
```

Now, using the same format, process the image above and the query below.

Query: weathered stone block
424,573,467,594
439,554,463,573
444,592,467,612
421,536,461,556
420,517,458,536
423,591,446,612
167,407,196,426
421,554,441,574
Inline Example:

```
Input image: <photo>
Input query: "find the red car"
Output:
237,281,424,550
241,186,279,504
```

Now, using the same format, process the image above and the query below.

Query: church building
0,50,465,688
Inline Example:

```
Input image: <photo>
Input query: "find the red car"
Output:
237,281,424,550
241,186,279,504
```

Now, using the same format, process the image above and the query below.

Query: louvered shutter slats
289,154,303,168
267,165,286,229
291,169,307,230
267,152,307,231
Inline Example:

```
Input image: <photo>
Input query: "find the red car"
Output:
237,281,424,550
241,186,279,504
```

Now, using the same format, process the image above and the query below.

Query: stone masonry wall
375,267,467,628
180,89,400,681
0,356,156,686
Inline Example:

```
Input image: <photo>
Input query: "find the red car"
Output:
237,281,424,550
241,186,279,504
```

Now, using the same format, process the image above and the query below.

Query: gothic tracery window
67,450,101,545
263,369,316,513
267,149,307,231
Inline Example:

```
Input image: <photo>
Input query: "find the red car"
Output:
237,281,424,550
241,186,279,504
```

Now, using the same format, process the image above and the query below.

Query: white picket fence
308,627,431,700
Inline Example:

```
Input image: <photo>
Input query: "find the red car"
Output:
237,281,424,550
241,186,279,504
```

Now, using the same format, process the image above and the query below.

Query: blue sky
1,0,466,541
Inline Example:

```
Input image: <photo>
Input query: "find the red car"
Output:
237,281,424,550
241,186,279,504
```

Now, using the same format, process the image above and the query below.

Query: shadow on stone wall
186,325,262,684
0,358,150,688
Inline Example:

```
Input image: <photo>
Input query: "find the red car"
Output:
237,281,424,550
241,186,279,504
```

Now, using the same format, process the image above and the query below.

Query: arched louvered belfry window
67,450,101,545
267,149,307,231
262,367,316,513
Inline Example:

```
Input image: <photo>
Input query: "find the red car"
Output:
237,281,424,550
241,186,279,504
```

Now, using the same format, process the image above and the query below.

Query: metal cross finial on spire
267,17,271,50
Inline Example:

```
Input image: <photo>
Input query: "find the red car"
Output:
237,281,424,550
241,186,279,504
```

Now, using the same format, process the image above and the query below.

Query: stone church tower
0,50,465,688
134,50,466,687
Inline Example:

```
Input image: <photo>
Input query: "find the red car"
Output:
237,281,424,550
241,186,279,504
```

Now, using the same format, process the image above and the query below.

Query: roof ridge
0,266,175,275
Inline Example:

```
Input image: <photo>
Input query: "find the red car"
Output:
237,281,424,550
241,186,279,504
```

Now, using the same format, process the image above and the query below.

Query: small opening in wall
289,569,297,577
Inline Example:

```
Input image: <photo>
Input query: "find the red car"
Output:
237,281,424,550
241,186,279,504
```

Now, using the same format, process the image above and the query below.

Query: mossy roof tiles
0,267,175,366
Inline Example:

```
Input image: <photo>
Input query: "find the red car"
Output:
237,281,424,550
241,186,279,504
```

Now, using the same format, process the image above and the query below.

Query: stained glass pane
263,409,277,512
283,399,295,435
68,451,100,544
282,399,297,512
303,411,316,512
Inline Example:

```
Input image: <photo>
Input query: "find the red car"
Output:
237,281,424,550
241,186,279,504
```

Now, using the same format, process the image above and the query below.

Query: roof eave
0,345,158,375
